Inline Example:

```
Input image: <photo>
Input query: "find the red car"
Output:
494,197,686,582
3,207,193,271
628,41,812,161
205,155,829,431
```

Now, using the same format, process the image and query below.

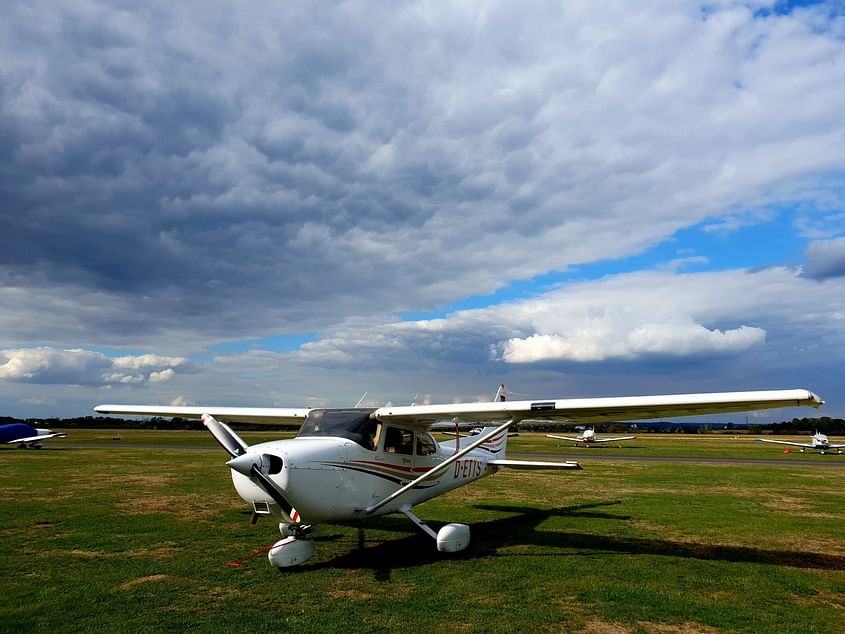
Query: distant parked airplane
0,423,66,448
546,427,635,447
756,432,843,455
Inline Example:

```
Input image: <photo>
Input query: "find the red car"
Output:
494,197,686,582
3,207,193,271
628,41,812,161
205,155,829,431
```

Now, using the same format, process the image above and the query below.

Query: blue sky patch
400,209,805,321
208,334,317,355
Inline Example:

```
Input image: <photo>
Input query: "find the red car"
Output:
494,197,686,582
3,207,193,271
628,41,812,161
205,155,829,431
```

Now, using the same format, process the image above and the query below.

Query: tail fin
476,426,509,457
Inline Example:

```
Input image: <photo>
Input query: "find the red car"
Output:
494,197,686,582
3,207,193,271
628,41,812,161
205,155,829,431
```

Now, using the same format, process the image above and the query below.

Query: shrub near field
0,433,843,633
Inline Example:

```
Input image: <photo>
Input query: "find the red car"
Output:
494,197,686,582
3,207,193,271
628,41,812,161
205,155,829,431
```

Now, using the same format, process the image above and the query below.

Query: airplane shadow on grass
300,500,845,580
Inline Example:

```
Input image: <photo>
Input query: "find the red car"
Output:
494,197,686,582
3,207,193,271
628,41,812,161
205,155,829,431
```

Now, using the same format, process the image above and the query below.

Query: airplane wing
755,438,815,448
374,389,822,431
6,432,67,444
545,433,634,443
95,388,822,431
94,404,311,425
545,434,587,443
589,436,636,443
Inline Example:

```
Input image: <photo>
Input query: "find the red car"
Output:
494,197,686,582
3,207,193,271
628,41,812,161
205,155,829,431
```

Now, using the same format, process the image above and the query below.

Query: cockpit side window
368,422,383,451
416,432,437,456
296,408,380,450
384,427,414,455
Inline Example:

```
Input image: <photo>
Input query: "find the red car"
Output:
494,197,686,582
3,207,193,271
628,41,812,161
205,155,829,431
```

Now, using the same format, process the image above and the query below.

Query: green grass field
1,431,843,633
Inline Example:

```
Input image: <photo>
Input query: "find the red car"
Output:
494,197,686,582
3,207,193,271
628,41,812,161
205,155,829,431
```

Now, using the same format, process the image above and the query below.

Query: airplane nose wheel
268,537,313,568
269,523,315,568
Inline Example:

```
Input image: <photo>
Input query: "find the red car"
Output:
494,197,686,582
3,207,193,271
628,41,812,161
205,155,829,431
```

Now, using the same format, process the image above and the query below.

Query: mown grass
1,433,843,633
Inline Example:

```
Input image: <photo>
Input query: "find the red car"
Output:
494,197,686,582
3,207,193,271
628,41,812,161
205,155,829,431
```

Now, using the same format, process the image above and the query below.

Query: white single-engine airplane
756,431,843,454
546,427,636,447
95,388,822,568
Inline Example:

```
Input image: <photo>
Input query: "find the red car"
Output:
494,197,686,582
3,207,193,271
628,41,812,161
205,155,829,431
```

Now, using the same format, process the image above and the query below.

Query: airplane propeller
203,414,297,518
202,413,248,457
226,452,296,517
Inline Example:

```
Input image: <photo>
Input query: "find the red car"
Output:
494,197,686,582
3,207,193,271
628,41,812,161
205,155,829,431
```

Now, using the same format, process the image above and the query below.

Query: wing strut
362,418,515,515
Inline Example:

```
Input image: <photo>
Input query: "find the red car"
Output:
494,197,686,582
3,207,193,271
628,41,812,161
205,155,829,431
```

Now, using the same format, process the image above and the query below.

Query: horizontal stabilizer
489,459,582,470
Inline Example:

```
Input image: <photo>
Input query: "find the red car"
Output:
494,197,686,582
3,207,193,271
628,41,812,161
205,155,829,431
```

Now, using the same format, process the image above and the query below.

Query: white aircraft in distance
95,388,822,568
0,422,67,449
546,427,636,447
755,431,843,455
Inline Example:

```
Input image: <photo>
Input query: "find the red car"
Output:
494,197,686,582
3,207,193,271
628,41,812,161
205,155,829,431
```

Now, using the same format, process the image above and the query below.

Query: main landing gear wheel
436,523,470,552
400,506,471,553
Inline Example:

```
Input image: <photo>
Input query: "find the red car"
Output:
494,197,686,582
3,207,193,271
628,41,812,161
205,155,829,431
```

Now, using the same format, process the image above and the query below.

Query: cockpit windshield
296,408,380,450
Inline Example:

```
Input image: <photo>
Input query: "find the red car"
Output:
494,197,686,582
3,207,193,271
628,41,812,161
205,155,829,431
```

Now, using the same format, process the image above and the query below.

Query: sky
1,1,844,423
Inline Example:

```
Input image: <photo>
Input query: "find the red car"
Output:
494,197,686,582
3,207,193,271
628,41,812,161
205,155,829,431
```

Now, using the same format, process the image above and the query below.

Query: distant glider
546,427,635,447
756,431,843,455
0,423,66,449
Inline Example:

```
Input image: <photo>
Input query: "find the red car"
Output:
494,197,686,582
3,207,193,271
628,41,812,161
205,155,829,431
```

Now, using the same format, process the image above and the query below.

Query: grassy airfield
1,431,843,633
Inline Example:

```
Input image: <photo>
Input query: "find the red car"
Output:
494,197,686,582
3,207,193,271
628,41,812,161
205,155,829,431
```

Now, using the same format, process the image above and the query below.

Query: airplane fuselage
231,434,498,523
812,433,830,449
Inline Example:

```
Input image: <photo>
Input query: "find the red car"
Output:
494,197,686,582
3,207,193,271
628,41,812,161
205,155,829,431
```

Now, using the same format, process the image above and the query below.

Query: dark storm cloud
1,1,845,366
1,2,467,333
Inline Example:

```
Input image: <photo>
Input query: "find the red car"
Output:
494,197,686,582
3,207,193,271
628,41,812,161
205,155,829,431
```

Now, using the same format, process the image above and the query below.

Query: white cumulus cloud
149,369,176,383
113,355,189,370
498,322,765,363
0,348,112,385
0,347,189,386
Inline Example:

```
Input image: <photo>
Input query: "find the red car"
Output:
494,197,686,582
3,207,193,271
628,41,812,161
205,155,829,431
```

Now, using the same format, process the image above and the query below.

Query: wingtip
806,390,824,408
